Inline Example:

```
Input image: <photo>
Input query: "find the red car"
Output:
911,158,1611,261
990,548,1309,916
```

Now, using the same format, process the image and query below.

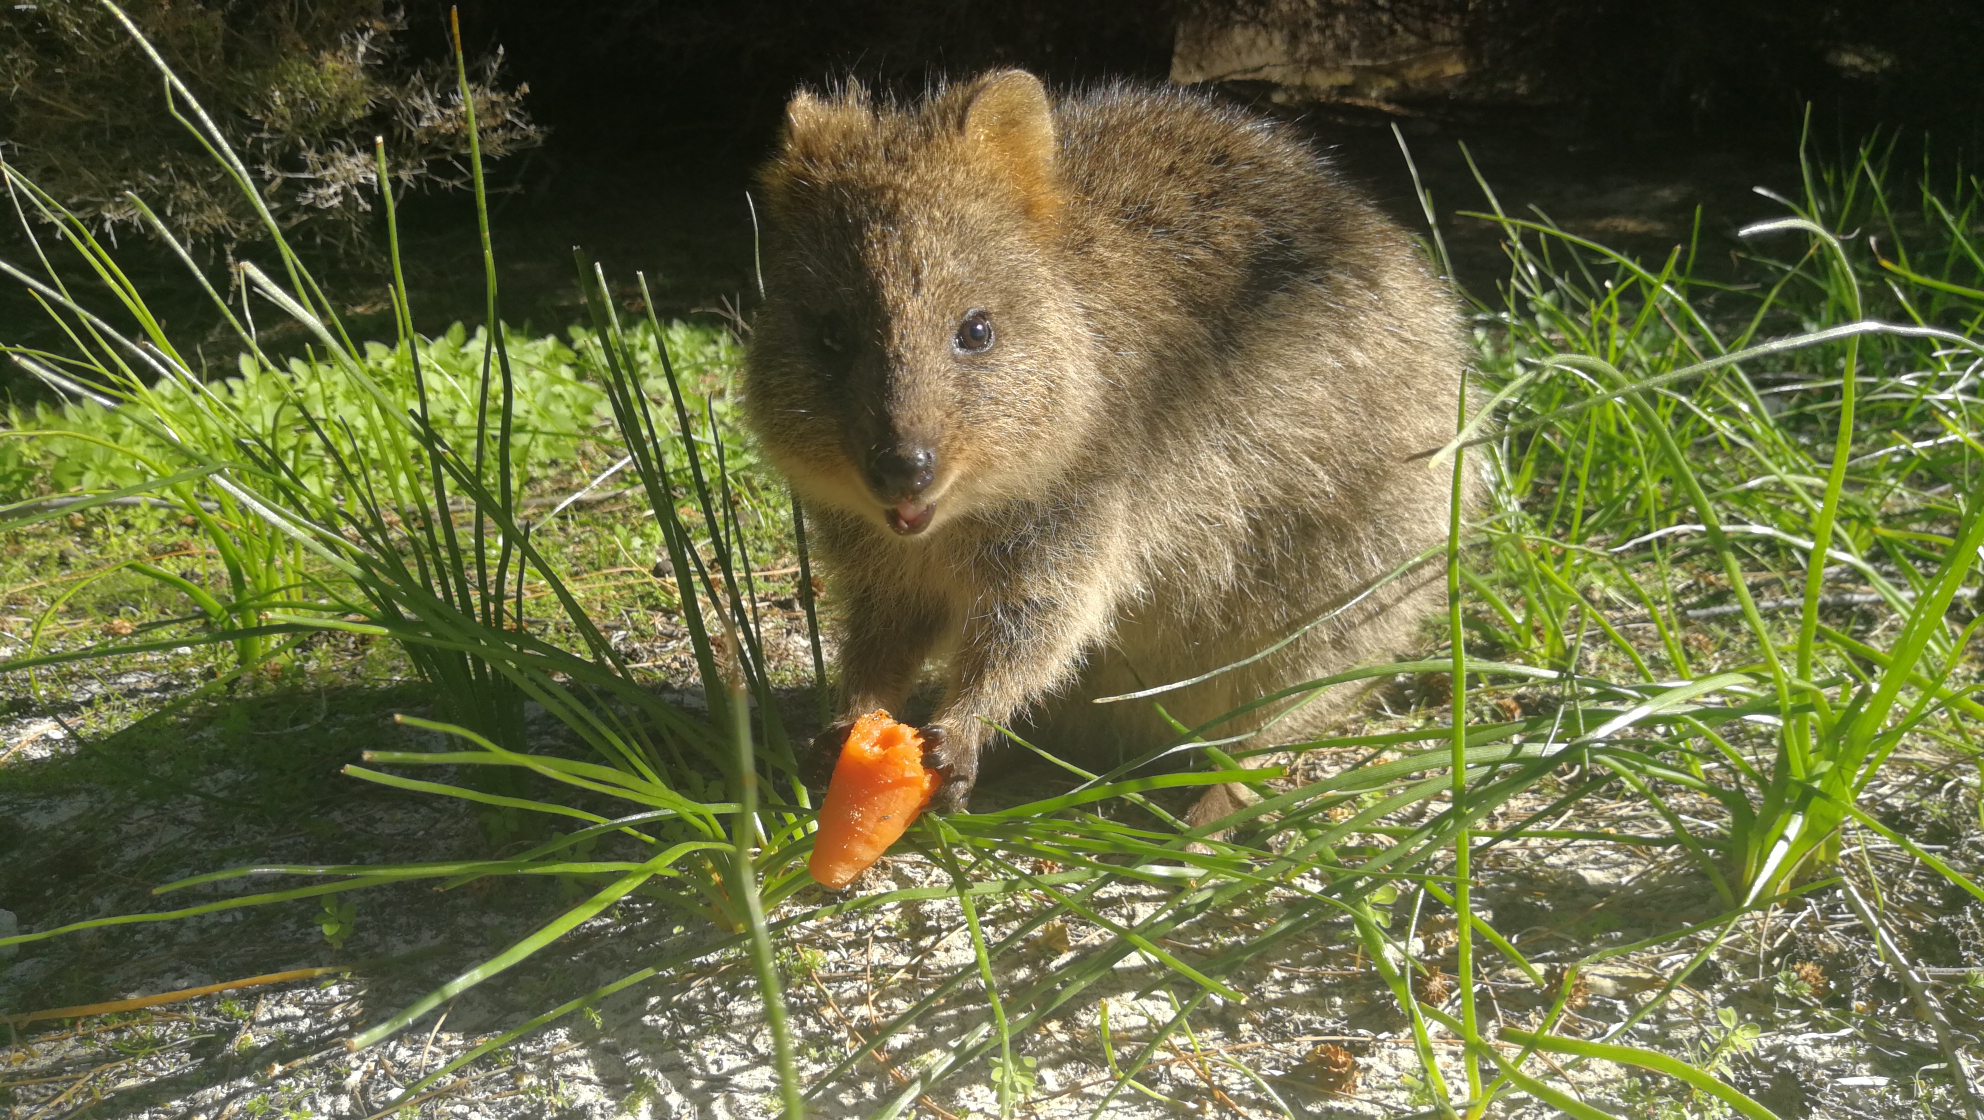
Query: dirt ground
3,619,1979,1120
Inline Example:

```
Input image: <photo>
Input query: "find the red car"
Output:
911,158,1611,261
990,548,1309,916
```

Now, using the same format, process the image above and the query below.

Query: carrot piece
808,710,942,889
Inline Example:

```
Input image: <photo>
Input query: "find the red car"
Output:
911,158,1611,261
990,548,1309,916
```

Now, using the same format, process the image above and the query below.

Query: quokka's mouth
886,500,936,535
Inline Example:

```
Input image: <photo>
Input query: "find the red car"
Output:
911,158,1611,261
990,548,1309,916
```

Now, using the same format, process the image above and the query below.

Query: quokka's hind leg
1175,576,1450,843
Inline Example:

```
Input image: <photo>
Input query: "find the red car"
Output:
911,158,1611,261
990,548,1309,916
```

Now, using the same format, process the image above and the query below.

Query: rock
2,956,54,995
1172,0,1470,103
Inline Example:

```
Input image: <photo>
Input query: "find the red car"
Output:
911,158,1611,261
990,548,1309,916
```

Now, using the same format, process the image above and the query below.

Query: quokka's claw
802,718,857,791
916,725,977,812
916,723,949,770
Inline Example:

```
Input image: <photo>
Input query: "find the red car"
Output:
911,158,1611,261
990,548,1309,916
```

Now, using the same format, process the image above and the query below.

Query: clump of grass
0,284,769,684
1458,128,1984,906
1419,127,1984,1114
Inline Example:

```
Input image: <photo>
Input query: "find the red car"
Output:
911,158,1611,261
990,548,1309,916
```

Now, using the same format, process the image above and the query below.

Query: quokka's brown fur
744,69,1472,819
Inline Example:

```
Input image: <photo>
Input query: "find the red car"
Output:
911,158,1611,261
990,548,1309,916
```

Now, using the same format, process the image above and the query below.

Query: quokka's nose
866,445,937,501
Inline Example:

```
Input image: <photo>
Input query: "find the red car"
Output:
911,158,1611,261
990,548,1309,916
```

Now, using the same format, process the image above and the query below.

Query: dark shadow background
389,0,1984,328
430,0,1983,158
4,0,1981,392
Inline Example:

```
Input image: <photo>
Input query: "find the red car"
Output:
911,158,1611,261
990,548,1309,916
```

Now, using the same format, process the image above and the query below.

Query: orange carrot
808,710,942,888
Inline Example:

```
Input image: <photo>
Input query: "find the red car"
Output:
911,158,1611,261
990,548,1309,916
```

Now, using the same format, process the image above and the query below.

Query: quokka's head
743,69,1100,538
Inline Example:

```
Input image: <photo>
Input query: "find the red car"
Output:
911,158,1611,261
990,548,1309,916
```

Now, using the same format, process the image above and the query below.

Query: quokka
743,69,1471,824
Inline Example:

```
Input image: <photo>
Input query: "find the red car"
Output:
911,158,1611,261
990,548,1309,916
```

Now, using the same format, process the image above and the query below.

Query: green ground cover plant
2,6,1981,1117
0,310,769,676
0,317,748,506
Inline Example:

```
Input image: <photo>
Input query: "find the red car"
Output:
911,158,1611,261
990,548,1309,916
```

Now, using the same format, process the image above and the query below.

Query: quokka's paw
917,724,977,813
801,717,858,792
1181,781,1264,854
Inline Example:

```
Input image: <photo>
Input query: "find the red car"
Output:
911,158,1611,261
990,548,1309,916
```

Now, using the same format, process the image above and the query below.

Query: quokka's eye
954,309,994,353
818,317,847,353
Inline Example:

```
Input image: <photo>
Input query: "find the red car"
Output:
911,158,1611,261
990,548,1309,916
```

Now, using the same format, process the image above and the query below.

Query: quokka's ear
963,70,1060,221
780,81,873,163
